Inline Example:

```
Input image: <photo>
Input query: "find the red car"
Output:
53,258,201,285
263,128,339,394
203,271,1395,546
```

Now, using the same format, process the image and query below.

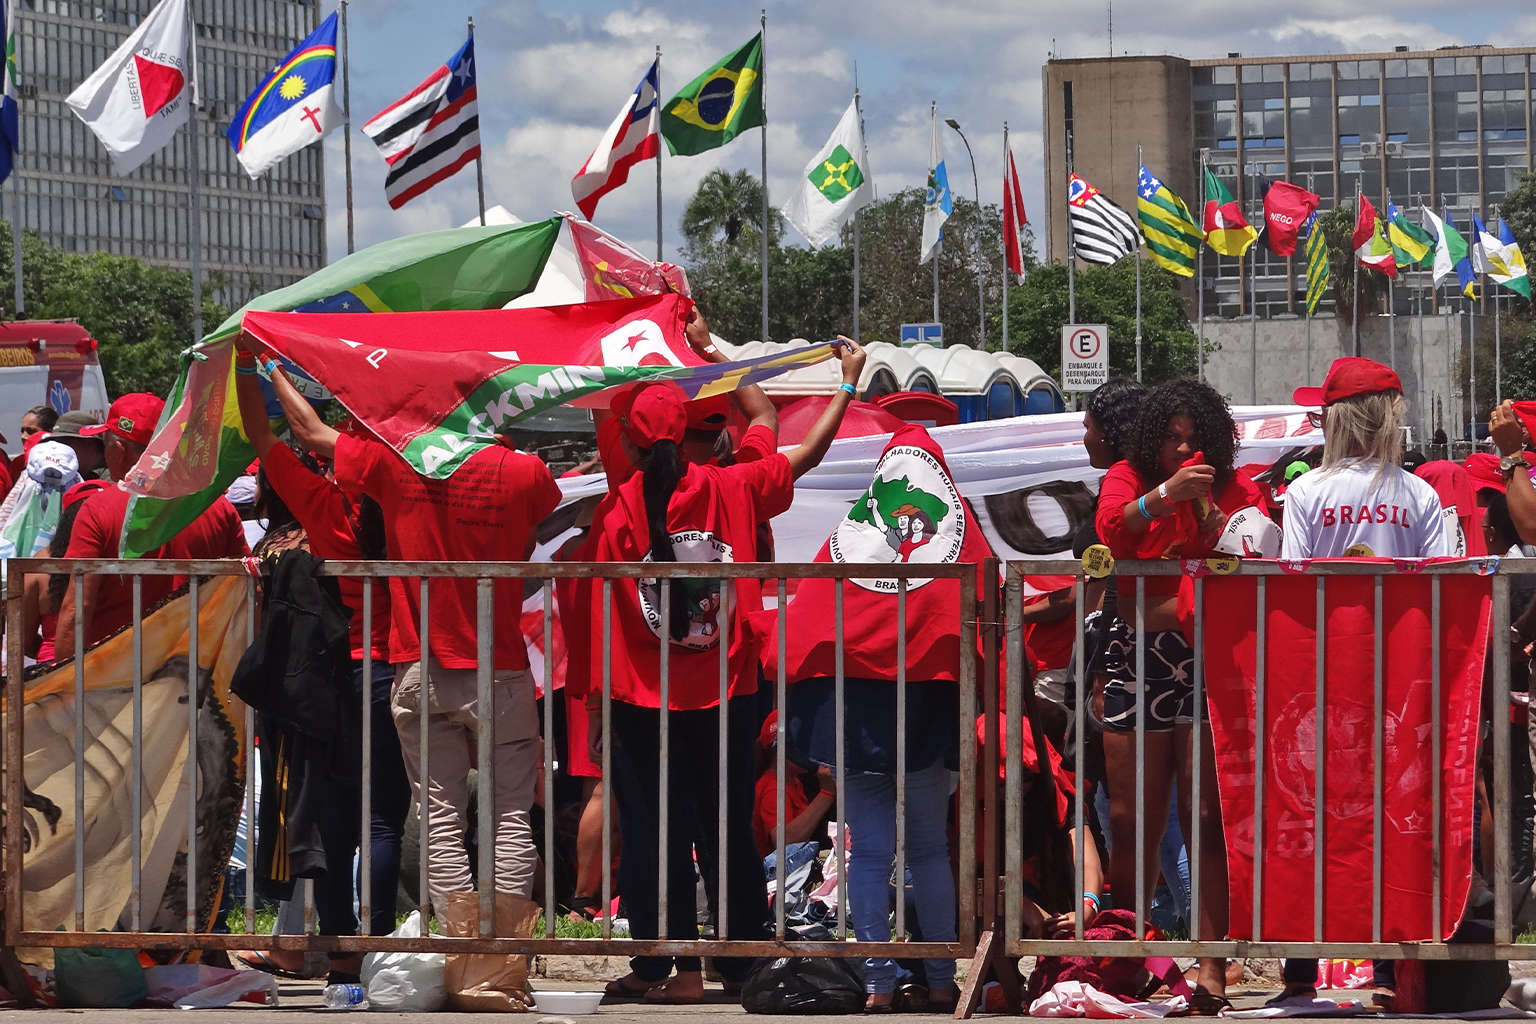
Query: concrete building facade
11,0,325,311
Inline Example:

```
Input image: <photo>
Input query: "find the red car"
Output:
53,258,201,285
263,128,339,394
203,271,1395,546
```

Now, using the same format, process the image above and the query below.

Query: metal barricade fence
0,557,984,966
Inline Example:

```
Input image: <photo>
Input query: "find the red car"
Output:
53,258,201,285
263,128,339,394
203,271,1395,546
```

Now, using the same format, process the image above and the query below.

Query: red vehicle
0,320,110,455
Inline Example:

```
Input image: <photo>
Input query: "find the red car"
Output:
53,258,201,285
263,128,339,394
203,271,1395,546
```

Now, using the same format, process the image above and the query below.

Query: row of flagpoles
1066,136,1531,418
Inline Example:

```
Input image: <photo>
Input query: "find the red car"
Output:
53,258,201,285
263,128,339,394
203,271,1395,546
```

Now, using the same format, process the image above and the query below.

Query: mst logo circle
638,530,733,649
829,444,964,593
1068,328,1102,360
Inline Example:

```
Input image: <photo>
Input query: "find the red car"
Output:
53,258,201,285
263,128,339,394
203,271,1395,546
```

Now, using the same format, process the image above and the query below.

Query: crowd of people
9,311,1536,1012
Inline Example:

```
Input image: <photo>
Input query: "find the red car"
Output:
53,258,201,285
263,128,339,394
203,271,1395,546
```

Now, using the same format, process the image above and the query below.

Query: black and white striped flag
1068,173,1140,265
362,37,480,210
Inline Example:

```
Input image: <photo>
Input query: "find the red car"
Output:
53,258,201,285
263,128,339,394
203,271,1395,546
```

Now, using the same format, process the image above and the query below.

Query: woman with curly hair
1094,378,1260,1014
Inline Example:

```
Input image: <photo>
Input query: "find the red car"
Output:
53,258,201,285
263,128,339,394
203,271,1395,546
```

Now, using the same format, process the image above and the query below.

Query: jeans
843,763,957,995
391,659,540,917
608,695,768,983
359,660,411,935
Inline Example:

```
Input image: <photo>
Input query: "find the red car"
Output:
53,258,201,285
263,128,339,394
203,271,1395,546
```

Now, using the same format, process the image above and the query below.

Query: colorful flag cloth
1494,216,1532,298
571,59,659,220
566,215,690,302
1201,566,1489,941
120,218,563,557
1069,173,1139,266
362,37,479,210
1439,210,1476,298
1202,167,1258,257
1003,146,1027,280
1262,181,1320,258
1304,214,1329,315
0,0,19,184
65,0,191,175
237,294,836,478
225,12,342,179
1421,208,1453,289
659,33,762,157
920,106,952,265
1386,201,1434,268
783,96,874,248
1135,164,1200,277
760,424,992,684
1353,196,1397,278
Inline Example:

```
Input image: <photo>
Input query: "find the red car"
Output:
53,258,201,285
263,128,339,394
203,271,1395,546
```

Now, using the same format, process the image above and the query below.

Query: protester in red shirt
1094,379,1256,1014
264,342,562,950
752,711,835,860
55,394,249,650
234,359,408,965
584,337,865,1005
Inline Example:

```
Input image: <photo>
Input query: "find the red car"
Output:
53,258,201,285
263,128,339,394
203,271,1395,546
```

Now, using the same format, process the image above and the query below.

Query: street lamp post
945,118,985,350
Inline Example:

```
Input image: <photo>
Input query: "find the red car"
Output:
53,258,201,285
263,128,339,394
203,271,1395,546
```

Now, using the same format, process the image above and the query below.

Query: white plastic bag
361,911,448,1012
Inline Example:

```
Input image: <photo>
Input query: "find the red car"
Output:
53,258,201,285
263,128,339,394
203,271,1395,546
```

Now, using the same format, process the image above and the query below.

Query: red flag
1262,181,1320,257
1352,193,1378,251
762,425,993,683
571,59,660,219
566,217,691,303
1201,566,1489,941
1003,147,1027,280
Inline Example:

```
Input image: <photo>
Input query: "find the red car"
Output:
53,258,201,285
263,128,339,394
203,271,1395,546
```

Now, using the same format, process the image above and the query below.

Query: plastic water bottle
321,983,368,1010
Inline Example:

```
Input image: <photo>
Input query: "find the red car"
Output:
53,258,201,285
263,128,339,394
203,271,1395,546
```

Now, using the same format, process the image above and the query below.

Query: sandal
561,894,603,922
234,949,320,980
1172,989,1233,1017
604,976,657,1000
1370,987,1395,1012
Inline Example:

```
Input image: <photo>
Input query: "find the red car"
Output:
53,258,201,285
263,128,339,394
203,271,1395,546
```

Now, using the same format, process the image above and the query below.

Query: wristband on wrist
1082,892,1101,910
1158,482,1171,504
837,381,857,396
1137,495,1153,520
235,364,258,376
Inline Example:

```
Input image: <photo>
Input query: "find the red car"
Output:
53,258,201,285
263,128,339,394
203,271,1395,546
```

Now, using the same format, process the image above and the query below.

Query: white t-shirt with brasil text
1280,460,1454,560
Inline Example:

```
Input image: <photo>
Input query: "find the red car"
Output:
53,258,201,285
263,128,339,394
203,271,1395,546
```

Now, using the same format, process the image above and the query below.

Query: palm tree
681,169,784,251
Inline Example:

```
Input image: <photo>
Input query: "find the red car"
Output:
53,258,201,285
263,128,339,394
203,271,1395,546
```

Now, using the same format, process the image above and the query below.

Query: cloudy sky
326,0,1536,262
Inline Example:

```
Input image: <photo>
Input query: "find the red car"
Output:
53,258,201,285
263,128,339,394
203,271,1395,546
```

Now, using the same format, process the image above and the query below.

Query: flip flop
603,976,655,1000
1171,989,1233,1017
641,987,705,1005
234,949,316,980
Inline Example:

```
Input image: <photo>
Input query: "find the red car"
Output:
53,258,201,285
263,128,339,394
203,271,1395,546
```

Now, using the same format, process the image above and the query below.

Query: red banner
1200,563,1489,942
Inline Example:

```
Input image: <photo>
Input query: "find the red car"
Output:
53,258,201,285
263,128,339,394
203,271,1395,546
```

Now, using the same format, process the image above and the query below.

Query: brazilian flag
661,34,764,156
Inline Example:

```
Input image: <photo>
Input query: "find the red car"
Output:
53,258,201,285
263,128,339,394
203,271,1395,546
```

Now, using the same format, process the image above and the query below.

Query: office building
11,0,325,311
1043,46,1536,318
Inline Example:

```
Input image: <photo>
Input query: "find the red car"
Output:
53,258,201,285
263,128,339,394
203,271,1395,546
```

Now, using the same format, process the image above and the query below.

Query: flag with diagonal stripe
362,37,479,210
1135,164,1199,277
1304,213,1329,314
1068,173,1139,266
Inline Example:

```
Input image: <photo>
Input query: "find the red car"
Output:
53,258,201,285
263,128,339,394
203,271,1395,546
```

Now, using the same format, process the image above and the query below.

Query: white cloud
1270,16,1461,53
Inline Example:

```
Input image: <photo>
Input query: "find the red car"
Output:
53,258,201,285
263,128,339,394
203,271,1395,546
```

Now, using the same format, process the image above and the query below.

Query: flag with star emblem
119,218,563,557
1135,164,1200,277
571,58,660,220
363,36,480,209
226,12,342,179
783,96,873,248
1068,173,1139,266
660,33,763,157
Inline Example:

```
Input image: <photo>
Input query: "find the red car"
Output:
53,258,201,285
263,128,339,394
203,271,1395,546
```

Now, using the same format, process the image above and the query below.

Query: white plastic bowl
531,990,605,1015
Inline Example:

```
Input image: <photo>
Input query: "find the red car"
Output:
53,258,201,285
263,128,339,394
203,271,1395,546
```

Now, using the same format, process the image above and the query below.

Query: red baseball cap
1464,450,1536,493
1292,357,1402,408
685,393,731,431
622,381,687,449
81,393,164,446
61,478,109,511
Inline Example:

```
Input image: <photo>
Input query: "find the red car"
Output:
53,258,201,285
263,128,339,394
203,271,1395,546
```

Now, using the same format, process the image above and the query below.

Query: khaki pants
392,659,539,916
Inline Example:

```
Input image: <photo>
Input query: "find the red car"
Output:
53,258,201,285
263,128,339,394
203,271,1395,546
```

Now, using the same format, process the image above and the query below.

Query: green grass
223,907,622,939
1518,928,1536,944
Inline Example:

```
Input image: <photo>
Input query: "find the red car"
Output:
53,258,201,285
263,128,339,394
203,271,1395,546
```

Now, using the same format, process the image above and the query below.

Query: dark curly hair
1127,379,1239,488
1086,378,1146,464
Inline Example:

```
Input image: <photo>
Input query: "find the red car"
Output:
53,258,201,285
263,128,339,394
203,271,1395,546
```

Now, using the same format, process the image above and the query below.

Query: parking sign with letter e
1060,324,1109,392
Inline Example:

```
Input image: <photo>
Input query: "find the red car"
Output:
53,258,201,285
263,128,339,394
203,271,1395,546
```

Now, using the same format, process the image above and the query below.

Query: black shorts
1101,618,1195,733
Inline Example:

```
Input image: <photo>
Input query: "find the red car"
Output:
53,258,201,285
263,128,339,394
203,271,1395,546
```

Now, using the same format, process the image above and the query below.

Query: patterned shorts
1100,618,1195,733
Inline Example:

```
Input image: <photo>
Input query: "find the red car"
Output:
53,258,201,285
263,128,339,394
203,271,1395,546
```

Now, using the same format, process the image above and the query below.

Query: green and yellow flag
1386,200,1434,267
1135,164,1200,277
660,34,764,157
1305,216,1329,314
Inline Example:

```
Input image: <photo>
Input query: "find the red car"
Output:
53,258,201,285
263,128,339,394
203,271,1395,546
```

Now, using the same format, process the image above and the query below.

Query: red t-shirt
581,453,795,708
333,434,562,670
263,443,391,661
65,486,248,646
753,767,817,859
1096,460,1263,599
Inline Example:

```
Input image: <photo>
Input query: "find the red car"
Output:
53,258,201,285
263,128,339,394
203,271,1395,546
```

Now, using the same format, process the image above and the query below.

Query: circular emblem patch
829,444,965,593
638,530,733,649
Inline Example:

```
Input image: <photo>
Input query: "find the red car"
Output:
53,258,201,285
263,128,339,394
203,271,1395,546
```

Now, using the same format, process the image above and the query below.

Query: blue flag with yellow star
226,12,343,179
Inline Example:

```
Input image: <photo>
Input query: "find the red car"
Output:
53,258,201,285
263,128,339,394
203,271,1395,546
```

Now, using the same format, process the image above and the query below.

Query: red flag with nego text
1262,181,1320,257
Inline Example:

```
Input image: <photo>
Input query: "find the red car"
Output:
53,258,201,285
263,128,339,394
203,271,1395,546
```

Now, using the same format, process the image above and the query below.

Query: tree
1312,204,1390,328
1003,259,1199,384
681,168,784,251
686,238,854,344
0,222,227,398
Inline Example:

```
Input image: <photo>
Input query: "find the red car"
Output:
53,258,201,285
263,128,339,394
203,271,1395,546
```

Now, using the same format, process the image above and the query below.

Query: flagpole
1134,141,1142,383
1001,121,1009,356
1468,282,1476,436
1067,129,1076,327
931,100,940,326
853,85,863,345
1197,149,1206,381
469,17,484,226
759,8,769,344
655,45,662,262
1386,187,1396,372
186,0,203,343
10,1,21,317
1495,274,1502,407
1353,178,1362,358
1249,158,1258,404
1305,171,1314,386
341,0,354,255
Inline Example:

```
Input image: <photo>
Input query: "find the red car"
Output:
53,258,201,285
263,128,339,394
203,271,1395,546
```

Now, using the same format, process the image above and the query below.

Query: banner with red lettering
1200,563,1490,941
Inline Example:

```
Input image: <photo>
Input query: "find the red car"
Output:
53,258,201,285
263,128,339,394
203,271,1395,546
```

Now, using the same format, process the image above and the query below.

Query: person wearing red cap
262,339,563,963
54,393,249,649
584,335,866,1005
1282,358,1450,561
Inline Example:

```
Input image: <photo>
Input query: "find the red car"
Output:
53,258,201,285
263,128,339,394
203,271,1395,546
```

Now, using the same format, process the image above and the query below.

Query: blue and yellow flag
1135,164,1200,276
226,12,343,179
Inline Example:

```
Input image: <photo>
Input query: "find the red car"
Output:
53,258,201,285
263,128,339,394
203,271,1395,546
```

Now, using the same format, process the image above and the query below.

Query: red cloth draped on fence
1200,561,1491,941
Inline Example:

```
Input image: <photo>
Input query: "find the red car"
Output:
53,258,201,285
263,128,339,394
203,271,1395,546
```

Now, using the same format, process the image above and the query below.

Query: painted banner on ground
1200,566,1489,941
120,218,564,557
237,293,835,479
19,577,250,934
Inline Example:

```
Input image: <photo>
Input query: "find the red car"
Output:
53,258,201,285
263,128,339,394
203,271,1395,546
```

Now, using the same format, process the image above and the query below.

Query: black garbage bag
741,955,866,1014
